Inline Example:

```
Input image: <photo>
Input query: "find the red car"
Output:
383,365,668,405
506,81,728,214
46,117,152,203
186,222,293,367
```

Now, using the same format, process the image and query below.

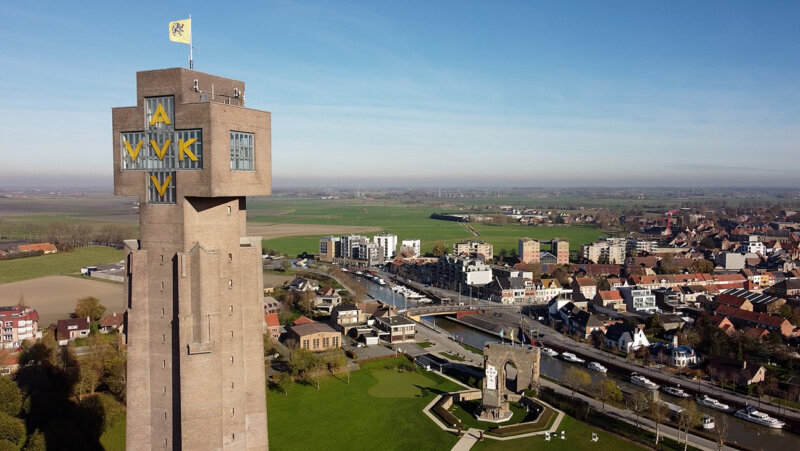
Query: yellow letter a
178,138,198,161
149,104,172,126
150,175,173,197
124,140,143,161
150,139,172,160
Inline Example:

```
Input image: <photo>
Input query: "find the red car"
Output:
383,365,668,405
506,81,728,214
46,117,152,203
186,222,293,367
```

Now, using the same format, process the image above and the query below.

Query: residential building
551,239,570,265
593,290,626,312
17,243,57,254
373,233,398,260
652,288,687,313
518,238,540,264
318,236,341,262
341,234,369,259
400,239,421,258
330,304,364,333
626,239,657,253
715,293,754,312
98,312,124,335
706,358,766,386
709,314,736,335
289,321,341,351
486,277,530,304
453,240,493,260
532,279,568,304
0,305,40,349
357,242,385,267
737,235,766,255
771,279,800,298
264,313,280,340
714,305,795,338
571,277,597,299
580,238,624,264
604,323,650,353
619,287,659,314
716,252,747,270
430,255,493,291
264,296,283,314
56,317,90,345
288,278,319,292
374,315,416,343
650,337,697,367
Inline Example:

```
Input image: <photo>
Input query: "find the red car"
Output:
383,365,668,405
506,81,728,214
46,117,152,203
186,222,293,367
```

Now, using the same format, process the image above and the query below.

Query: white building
581,238,626,264
341,234,369,259
373,233,398,261
619,287,659,314
400,239,421,258
738,235,765,255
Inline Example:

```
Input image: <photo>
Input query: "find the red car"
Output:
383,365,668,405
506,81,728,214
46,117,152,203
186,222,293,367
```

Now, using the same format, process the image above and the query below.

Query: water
424,315,797,451
357,277,419,310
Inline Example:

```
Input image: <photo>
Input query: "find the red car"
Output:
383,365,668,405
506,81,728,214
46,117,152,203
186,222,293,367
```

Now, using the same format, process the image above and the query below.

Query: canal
423,315,797,451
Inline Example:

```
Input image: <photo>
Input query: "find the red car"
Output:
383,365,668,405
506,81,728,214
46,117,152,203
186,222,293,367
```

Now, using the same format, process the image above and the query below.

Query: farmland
0,246,124,283
248,198,602,256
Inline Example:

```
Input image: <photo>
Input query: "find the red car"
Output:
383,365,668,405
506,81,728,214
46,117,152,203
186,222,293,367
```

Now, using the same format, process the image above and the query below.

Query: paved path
451,428,481,451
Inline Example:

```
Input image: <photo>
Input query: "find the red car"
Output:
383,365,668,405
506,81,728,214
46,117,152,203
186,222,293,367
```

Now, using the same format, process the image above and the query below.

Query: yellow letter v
124,140,143,161
150,139,172,160
150,175,173,198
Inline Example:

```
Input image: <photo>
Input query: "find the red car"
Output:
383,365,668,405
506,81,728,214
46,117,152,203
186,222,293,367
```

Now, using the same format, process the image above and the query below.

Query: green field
100,412,126,451
252,198,602,256
0,246,124,284
472,414,645,451
267,358,462,450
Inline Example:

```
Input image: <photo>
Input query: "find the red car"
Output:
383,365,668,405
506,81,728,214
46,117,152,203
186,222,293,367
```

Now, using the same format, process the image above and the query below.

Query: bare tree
714,416,728,451
650,402,668,445
678,401,699,451
626,390,650,427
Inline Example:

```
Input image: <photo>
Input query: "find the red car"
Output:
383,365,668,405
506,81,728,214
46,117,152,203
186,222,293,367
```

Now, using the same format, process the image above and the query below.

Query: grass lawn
0,246,124,284
445,400,550,431
100,412,126,451
472,414,647,451
267,357,462,451
440,352,465,362
418,341,434,348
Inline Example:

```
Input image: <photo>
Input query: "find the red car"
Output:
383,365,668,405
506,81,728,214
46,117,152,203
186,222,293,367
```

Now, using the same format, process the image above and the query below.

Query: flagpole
189,14,193,69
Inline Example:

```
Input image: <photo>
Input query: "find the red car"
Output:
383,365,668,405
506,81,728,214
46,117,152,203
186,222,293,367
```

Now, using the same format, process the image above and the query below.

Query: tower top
112,68,271,201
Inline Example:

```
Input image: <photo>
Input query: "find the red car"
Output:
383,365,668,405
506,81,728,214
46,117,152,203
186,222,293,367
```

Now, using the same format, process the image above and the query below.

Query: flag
169,18,191,44
510,329,514,342
499,329,504,339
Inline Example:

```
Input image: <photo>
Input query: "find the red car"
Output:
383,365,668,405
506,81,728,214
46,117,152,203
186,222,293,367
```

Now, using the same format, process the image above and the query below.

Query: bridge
404,304,519,321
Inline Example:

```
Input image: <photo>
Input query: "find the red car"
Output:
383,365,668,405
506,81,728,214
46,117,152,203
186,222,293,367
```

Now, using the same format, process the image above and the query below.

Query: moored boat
630,372,659,390
695,395,730,412
540,347,559,357
734,406,784,429
661,386,691,398
701,414,716,430
561,352,586,364
587,361,607,373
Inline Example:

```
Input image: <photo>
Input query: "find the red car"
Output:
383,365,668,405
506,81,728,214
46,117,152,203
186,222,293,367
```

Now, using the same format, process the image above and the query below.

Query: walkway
451,428,480,451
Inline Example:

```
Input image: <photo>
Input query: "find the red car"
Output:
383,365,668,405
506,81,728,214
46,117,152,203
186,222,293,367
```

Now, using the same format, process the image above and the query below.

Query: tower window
230,131,254,170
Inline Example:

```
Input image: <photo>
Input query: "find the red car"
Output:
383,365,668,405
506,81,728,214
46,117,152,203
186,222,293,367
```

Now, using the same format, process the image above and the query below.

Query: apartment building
0,305,40,349
318,236,341,262
518,238,540,264
551,239,570,265
373,233,398,260
400,239,421,257
430,255,493,291
453,240,494,260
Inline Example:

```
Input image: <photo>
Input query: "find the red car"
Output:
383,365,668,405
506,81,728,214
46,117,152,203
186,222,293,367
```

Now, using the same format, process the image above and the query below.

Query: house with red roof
593,290,625,312
17,243,57,254
709,314,736,336
264,313,280,340
56,317,90,345
0,305,41,349
715,293,753,311
714,305,795,338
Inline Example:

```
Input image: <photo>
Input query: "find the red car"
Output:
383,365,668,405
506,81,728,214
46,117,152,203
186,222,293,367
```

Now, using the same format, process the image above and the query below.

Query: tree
291,290,316,315
0,378,21,417
22,430,46,451
102,347,127,402
691,259,714,274
74,297,106,322
646,312,663,330
431,243,447,257
563,367,591,398
551,266,570,286
276,373,292,397
322,349,347,375
626,391,650,427
701,236,717,250
678,400,699,451
0,413,23,448
714,416,728,451
593,378,621,411
650,402,668,445
595,276,610,291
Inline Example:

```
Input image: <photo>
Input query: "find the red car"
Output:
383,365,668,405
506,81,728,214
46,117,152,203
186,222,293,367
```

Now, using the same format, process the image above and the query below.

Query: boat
695,395,730,412
355,271,363,275
587,362,607,373
661,386,691,398
701,415,716,430
561,352,586,364
630,373,659,390
734,406,785,429
377,278,387,285
540,347,559,357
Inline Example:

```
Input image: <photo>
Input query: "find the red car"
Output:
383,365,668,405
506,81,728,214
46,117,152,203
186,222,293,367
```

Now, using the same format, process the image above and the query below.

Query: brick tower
113,68,270,450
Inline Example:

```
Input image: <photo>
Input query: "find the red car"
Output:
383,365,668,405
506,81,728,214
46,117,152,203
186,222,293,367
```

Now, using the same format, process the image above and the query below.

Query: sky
0,1,799,189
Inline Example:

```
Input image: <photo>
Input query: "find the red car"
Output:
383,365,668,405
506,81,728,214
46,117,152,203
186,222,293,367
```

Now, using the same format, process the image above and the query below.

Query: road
528,316,800,427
